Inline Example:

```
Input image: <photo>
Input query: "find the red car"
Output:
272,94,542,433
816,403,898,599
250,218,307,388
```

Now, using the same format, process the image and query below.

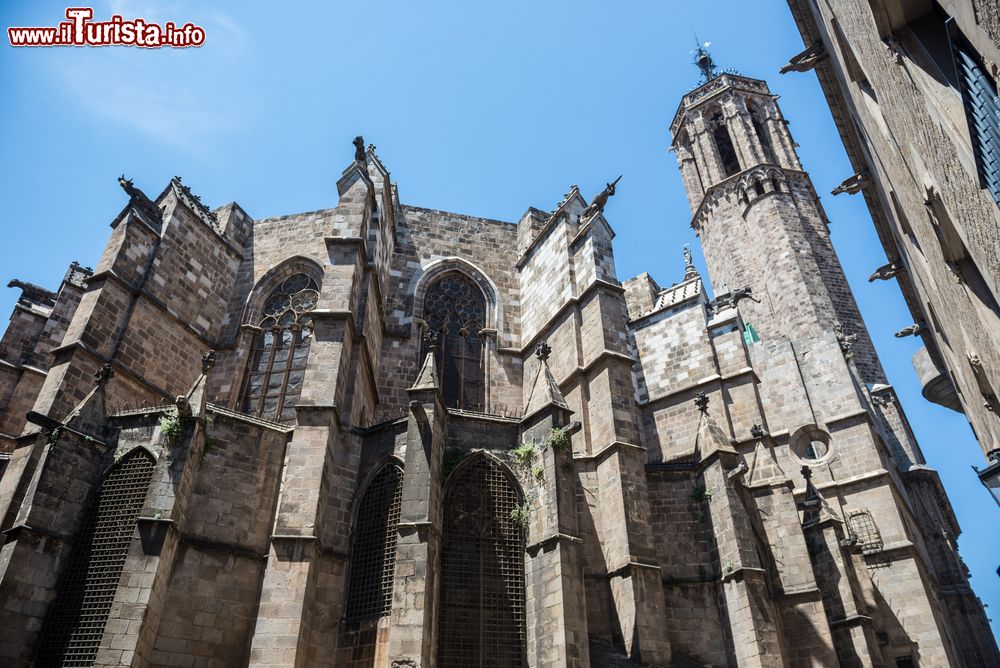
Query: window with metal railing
345,464,403,620
438,456,526,667
35,449,156,667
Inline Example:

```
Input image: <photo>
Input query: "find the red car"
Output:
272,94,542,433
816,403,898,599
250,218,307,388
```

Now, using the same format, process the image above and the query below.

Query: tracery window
438,457,526,668
241,274,319,423
345,464,403,620
36,449,156,667
421,273,486,410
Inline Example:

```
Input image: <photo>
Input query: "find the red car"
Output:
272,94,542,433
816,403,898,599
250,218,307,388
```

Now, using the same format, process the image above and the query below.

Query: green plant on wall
545,427,570,452
531,464,544,481
692,486,713,502
159,410,189,444
510,501,531,533
511,439,538,469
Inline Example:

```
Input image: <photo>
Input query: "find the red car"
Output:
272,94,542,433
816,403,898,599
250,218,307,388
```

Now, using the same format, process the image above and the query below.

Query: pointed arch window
345,463,403,620
438,456,526,667
751,113,777,164
36,449,156,667
241,274,319,423
712,117,742,177
421,273,486,410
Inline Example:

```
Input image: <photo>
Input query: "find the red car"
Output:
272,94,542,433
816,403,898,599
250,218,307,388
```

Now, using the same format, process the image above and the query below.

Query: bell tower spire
670,68,884,384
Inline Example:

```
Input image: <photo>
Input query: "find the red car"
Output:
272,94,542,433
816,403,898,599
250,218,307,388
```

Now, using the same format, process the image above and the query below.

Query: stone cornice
689,165,809,231
670,73,773,139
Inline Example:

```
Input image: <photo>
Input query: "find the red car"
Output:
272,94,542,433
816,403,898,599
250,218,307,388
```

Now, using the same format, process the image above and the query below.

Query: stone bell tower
671,44,884,384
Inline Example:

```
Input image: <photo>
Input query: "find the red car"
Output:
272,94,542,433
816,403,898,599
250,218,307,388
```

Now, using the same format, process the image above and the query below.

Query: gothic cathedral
0,56,996,667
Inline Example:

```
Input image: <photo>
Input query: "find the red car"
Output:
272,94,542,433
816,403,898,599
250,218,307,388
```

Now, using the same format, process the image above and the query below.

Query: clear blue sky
2,0,997,635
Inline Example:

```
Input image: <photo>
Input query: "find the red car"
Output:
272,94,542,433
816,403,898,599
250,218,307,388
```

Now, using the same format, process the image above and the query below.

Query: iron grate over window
847,509,884,555
345,464,403,620
421,273,486,411
438,456,526,668
36,449,156,667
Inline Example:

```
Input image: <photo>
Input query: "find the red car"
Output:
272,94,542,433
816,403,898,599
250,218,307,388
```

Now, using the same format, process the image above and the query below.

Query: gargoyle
779,43,828,74
831,170,869,196
894,323,925,338
868,261,903,282
353,135,367,165
581,175,622,220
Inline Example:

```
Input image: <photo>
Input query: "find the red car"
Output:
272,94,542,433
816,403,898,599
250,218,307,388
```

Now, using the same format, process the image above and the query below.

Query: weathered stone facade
782,0,1000,474
0,65,995,668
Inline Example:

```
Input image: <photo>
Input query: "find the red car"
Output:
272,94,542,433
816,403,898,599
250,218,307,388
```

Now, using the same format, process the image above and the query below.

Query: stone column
695,402,785,668
521,350,589,668
387,353,446,667
799,467,880,667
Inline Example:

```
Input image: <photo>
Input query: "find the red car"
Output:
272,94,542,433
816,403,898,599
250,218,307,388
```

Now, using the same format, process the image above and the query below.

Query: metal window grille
438,457,526,668
421,274,486,410
951,22,1000,208
241,274,319,423
847,509,884,555
35,449,156,667
345,464,403,620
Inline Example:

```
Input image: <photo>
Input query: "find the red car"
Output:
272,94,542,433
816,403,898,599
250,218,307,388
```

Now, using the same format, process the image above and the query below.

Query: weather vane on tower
692,35,717,83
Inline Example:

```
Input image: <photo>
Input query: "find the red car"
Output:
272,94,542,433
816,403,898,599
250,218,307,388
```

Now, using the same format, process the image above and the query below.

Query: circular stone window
789,425,834,466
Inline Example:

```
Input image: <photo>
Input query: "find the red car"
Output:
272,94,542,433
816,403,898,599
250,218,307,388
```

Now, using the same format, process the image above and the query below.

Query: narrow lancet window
713,121,742,177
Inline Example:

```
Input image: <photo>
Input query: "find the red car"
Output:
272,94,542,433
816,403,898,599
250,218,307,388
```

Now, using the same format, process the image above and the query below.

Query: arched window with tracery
421,273,486,410
241,274,319,423
345,463,403,620
438,456,526,667
36,448,156,667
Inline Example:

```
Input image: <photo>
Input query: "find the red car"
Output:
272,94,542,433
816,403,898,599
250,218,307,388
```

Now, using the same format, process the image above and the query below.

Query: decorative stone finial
750,424,766,439
423,330,439,353
535,340,552,363
683,244,698,280
800,464,812,481
94,363,115,386
694,392,709,413
692,37,717,83
201,350,216,374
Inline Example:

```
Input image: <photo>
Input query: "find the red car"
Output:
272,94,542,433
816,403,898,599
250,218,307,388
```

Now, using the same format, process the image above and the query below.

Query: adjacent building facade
782,0,1000,490
0,56,995,667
